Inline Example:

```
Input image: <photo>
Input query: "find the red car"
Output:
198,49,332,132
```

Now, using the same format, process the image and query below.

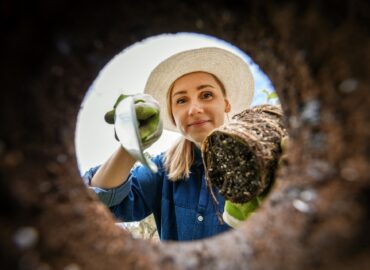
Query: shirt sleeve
81,165,132,207
110,155,165,222
81,155,165,222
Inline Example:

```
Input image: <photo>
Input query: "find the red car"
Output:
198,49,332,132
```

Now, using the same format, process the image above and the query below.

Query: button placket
196,174,208,224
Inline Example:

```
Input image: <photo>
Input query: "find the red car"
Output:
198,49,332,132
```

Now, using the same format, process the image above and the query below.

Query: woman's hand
223,198,261,228
104,93,163,149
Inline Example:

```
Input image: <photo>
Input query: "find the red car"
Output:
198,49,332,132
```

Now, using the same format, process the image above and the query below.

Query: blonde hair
164,137,194,180
164,72,226,181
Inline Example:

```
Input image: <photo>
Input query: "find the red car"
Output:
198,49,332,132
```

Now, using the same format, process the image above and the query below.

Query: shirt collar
193,144,204,167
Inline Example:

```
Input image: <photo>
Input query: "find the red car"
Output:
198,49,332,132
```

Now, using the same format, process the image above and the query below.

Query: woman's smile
187,119,211,128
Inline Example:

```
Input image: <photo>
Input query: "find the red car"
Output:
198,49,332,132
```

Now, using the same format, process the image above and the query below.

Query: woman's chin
187,132,212,146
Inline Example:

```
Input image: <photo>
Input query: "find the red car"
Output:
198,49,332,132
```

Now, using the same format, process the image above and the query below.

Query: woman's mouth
188,120,210,127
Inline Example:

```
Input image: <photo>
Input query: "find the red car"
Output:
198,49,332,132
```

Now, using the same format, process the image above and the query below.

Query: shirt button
197,215,204,222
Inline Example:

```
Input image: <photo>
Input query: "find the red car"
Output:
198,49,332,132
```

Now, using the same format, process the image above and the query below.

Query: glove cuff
223,198,261,228
222,210,242,228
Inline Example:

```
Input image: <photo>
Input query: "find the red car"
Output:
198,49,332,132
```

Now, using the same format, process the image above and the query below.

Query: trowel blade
114,96,158,173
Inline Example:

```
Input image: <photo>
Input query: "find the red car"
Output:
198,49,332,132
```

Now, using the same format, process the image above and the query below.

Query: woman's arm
90,146,136,189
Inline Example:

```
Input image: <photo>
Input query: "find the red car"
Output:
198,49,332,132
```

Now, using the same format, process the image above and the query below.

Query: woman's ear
225,99,231,113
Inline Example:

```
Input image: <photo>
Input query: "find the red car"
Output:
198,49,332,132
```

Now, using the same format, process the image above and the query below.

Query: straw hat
144,47,254,131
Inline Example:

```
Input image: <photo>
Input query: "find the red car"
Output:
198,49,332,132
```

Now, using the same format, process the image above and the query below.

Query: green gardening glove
223,197,262,228
104,93,163,149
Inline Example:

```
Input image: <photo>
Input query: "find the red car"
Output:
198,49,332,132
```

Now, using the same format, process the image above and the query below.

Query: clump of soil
202,105,287,203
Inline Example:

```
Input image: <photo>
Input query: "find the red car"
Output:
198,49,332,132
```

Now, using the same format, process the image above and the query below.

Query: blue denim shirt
82,147,231,241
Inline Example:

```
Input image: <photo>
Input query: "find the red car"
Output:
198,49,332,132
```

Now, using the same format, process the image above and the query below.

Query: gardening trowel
114,96,158,173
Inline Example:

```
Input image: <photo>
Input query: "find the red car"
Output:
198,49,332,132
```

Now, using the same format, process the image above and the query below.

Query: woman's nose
188,100,204,115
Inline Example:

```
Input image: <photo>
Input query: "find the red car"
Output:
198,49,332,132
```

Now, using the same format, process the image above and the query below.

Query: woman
83,47,254,241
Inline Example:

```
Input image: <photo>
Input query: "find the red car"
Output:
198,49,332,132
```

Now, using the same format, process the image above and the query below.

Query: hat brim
144,47,254,131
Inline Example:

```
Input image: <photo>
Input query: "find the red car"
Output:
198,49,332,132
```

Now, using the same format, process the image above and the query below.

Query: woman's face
170,72,230,145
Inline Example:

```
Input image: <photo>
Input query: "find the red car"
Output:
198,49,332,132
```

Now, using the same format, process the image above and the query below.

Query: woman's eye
176,98,186,104
202,91,213,99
